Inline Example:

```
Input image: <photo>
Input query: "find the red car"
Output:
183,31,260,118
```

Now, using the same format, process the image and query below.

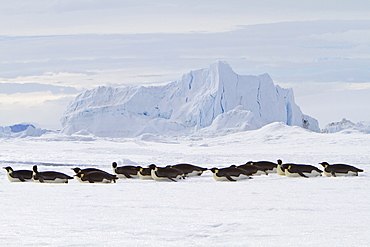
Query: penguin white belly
186,170,203,177
114,173,126,179
277,166,285,176
212,173,249,181
305,171,321,177
284,171,301,177
115,173,139,179
96,178,113,183
6,174,29,182
324,171,358,177
285,170,321,177
33,178,69,183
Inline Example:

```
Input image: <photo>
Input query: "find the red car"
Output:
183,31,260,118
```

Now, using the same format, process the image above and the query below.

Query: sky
1,0,370,129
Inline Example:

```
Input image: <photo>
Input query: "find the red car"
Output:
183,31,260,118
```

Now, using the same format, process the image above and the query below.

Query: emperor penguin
276,159,287,176
112,162,140,178
244,161,278,173
72,167,116,183
237,163,268,176
319,162,364,177
75,171,118,183
166,163,207,177
210,165,252,181
149,164,185,182
284,164,322,178
3,166,33,182
138,167,154,180
32,165,73,183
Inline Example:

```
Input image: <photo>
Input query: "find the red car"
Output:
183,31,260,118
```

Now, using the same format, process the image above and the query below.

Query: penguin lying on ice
319,162,364,177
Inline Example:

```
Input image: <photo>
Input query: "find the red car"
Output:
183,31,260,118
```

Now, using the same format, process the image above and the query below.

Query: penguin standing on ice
319,162,364,177
32,165,73,183
112,162,140,178
3,166,33,182
149,164,185,182
210,165,252,181
276,159,287,176
166,163,207,177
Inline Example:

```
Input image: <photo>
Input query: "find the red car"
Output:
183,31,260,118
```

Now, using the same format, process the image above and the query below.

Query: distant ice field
1,123,369,246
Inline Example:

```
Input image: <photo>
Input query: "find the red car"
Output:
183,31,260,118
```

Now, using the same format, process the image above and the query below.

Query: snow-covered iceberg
61,61,320,137
0,123,50,138
323,118,370,133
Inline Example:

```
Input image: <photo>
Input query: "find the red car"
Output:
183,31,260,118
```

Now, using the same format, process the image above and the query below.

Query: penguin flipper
122,171,133,178
331,171,337,177
298,171,308,178
225,174,236,182
39,177,45,183
88,179,95,183
166,176,177,182
18,176,26,182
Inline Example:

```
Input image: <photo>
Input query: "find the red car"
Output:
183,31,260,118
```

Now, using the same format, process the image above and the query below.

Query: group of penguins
2,159,365,183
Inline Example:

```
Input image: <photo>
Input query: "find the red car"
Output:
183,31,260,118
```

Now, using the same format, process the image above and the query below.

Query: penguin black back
237,164,268,175
245,161,277,171
78,171,118,183
33,165,73,183
166,163,207,176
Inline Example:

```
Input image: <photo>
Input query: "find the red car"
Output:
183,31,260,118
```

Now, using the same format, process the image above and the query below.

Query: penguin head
148,164,157,170
3,166,13,172
319,162,329,168
210,168,218,173
112,162,118,168
229,165,237,168
277,159,283,165
245,161,253,165
32,165,38,173
71,168,82,174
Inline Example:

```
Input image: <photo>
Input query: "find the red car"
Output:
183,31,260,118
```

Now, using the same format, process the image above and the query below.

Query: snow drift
61,61,319,137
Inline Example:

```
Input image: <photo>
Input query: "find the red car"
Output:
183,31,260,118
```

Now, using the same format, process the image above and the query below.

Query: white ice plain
0,123,369,246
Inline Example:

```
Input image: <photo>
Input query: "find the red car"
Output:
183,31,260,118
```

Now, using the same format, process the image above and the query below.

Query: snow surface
1,122,369,246
61,61,319,137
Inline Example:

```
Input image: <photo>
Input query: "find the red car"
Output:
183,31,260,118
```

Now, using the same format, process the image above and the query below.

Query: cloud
2,1,370,36
1,19,370,126
0,92,74,128
0,82,80,95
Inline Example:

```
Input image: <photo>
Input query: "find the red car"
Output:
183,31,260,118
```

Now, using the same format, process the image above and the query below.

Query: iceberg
61,61,320,137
